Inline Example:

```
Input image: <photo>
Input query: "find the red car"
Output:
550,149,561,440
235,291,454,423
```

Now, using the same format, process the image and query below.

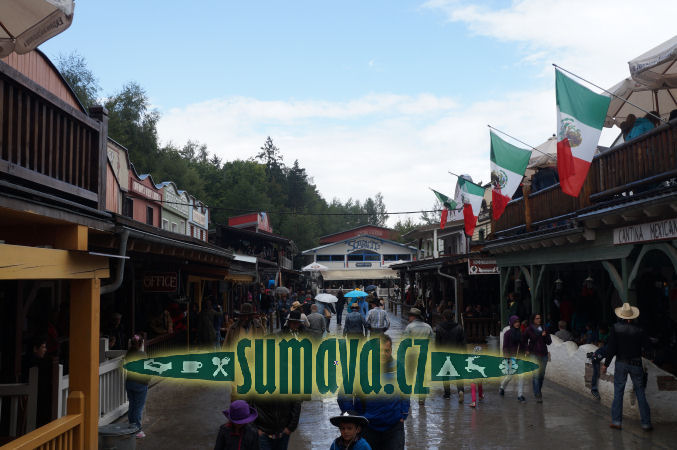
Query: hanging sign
468,258,498,275
143,272,178,292
613,217,677,245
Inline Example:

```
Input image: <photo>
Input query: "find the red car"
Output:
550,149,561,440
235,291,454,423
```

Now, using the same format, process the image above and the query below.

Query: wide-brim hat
350,301,360,309
235,303,255,315
287,310,304,323
223,400,258,424
615,302,640,320
290,301,302,311
330,411,369,427
408,308,424,320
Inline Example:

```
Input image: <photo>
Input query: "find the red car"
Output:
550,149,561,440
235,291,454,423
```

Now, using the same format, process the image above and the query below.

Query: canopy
322,269,398,281
527,135,557,169
301,262,329,272
0,0,74,58
629,35,677,89
604,77,677,127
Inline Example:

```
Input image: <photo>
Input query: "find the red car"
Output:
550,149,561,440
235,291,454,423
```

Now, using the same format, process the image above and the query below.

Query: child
469,346,484,408
125,334,150,438
329,411,371,450
214,400,259,450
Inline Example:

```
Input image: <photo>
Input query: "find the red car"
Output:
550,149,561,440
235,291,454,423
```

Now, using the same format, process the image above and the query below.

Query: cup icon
181,361,202,373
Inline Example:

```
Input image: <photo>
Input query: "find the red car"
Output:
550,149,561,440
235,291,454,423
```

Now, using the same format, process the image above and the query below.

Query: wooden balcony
494,122,677,234
0,59,106,211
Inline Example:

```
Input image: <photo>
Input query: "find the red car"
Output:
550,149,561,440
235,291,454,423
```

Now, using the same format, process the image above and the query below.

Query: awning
322,269,398,281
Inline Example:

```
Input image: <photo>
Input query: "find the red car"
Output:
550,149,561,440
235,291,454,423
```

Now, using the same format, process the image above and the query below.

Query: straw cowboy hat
290,301,303,311
408,308,425,320
615,302,640,320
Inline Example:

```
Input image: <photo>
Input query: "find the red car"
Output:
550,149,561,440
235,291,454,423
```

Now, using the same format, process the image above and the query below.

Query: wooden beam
69,279,100,450
0,244,109,280
0,224,88,251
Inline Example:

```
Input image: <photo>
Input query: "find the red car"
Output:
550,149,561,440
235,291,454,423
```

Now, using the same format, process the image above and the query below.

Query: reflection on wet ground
136,310,677,449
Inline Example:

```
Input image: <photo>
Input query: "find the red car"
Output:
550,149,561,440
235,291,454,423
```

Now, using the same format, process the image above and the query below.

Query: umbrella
0,0,74,58
344,290,368,298
364,285,377,292
604,77,677,127
301,262,329,272
315,293,338,303
629,35,677,89
275,286,290,295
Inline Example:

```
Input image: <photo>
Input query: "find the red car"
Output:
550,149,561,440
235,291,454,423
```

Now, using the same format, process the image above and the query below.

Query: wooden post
67,390,85,450
522,185,532,232
69,279,100,450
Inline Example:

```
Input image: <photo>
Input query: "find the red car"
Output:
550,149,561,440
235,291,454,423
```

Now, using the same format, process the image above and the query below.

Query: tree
419,200,442,225
55,51,100,108
393,217,419,242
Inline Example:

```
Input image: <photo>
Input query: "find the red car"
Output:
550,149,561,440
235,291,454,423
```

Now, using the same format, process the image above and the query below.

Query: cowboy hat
290,301,302,311
350,301,360,309
329,410,369,427
408,308,424,320
286,309,305,323
615,302,640,320
235,303,255,315
222,400,258,424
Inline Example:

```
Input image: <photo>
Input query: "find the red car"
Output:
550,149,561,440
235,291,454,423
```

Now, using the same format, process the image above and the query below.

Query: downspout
437,267,461,328
101,229,130,295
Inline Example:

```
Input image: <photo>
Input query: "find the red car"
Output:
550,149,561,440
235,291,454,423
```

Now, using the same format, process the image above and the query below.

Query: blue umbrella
344,290,368,298
365,285,377,292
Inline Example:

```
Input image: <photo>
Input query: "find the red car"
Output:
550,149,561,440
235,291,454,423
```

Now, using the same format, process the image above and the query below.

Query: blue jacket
358,299,368,320
337,359,409,432
330,437,371,450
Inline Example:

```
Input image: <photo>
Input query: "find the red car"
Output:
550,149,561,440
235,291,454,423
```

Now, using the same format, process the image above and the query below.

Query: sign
125,352,235,381
143,272,178,292
613,218,677,245
192,208,207,227
345,239,381,252
163,188,189,216
431,352,538,380
355,262,372,267
257,212,273,232
468,258,498,275
132,180,162,202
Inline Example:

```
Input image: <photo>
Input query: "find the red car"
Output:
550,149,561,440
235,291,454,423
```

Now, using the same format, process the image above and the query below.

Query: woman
499,316,525,402
125,334,150,438
525,313,552,403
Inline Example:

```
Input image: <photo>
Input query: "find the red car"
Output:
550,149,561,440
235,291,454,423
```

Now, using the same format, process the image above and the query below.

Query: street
133,310,677,449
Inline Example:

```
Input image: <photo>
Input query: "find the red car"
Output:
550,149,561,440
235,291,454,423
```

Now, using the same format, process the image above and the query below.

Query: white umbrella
301,262,329,272
604,77,677,127
0,0,74,58
629,35,677,89
315,293,338,303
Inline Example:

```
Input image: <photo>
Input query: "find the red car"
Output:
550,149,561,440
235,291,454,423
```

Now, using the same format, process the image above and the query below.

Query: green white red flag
556,69,610,197
457,178,485,236
490,132,531,221
431,188,457,229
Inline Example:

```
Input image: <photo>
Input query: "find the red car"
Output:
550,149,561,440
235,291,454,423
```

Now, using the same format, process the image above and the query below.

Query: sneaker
458,391,464,403
591,390,601,400
469,402,476,408
443,393,451,399
136,431,146,438
518,396,526,403
536,396,543,404
609,423,622,430
642,425,653,432
499,388,505,396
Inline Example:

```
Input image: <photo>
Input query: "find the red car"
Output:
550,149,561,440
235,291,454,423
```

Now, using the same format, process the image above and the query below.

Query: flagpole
429,187,463,211
447,171,486,189
487,125,554,159
553,64,668,125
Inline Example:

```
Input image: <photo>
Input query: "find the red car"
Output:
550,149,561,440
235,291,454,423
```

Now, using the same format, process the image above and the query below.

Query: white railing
0,367,38,437
57,355,128,425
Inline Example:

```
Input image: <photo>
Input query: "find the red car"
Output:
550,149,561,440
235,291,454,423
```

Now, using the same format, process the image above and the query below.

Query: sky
41,0,677,225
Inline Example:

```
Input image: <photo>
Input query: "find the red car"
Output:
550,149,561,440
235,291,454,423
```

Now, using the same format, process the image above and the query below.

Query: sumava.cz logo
124,337,539,397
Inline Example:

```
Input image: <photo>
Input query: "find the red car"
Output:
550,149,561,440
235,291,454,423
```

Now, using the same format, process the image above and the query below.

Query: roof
402,220,464,240
302,233,417,254
319,224,395,240
214,224,293,246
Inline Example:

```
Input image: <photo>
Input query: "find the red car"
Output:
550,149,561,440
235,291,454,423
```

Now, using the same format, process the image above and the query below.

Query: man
602,303,652,431
104,312,127,350
315,300,336,332
554,320,574,342
336,288,346,327
525,313,551,403
248,395,302,450
366,299,390,336
287,301,310,328
403,307,433,406
223,303,264,348
197,297,219,349
435,309,465,402
338,335,408,450
506,292,518,318
343,302,367,338
306,304,326,339
282,309,306,339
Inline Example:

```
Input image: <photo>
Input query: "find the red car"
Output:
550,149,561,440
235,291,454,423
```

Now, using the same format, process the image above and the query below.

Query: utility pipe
437,267,462,328
101,229,130,295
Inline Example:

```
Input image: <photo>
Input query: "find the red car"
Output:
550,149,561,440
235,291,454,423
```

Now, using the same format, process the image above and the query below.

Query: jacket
249,398,302,435
330,437,372,450
403,319,434,339
525,325,551,357
343,311,366,336
125,349,151,385
502,328,524,357
306,312,326,336
604,321,651,367
213,423,259,450
434,321,465,350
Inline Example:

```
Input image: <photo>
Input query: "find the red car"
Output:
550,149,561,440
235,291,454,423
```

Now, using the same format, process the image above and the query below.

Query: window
317,255,344,262
348,250,380,262
171,222,177,233
478,229,485,241
180,221,185,234
384,254,411,261
146,206,154,225
162,219,169,230
124,198,133,218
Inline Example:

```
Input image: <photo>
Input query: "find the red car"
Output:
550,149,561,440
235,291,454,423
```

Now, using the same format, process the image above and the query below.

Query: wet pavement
132,310,677,449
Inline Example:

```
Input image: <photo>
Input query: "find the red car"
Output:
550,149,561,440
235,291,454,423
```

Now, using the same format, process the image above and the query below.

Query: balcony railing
494,122,677,234
0,61,105,209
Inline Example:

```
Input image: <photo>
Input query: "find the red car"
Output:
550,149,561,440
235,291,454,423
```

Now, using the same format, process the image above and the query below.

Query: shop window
348,250,380,262
124,197,133,218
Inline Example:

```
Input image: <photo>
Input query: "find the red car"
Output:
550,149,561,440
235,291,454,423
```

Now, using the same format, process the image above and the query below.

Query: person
525,313,552,403
336,288,346,327
329,411,372,450
500,316,525,402
625,113,656,140
315,300,335,332
403,308,433,406
197,298,220,349
21,336,52,426
214,400,260,450
125,334,150,438
337,335,407,450
283,309,307,339
248,396,302,450
358,296,369,321
365,299,390,336
434,309,465,402
286,301,310,328
149,305,174,336
506,292,518,319
468,346,484,408
104,312,127,350
344,302,367,338
602,303,653,431
306,304,326,339
223,303,264,349
554,320,574,342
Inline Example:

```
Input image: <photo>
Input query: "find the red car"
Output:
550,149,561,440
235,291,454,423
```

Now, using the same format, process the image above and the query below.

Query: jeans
362,421,405,450
125,380,148,429
336,303,344,325
532,355,548,397
611,361,651,427
500,373,524,397
590,346,606,392
258,432,290,450
443,380,464,396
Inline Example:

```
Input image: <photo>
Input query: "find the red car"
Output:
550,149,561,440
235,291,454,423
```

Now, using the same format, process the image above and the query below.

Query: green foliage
55,51,100,109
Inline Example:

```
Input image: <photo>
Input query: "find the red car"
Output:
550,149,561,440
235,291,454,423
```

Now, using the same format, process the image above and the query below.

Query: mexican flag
490,132,531,221
556,69,610,197
431,188,457,229
457,178,485,236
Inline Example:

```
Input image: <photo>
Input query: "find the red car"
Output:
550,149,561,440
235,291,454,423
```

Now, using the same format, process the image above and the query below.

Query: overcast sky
42,1,677,224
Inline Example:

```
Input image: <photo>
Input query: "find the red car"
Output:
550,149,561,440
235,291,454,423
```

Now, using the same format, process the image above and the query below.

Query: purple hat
509,315,520,326
223,400,258,424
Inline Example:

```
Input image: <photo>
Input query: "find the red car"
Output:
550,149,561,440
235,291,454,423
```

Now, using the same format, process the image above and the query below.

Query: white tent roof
605,77,677,127
527,135,557,169
629,35,677,89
